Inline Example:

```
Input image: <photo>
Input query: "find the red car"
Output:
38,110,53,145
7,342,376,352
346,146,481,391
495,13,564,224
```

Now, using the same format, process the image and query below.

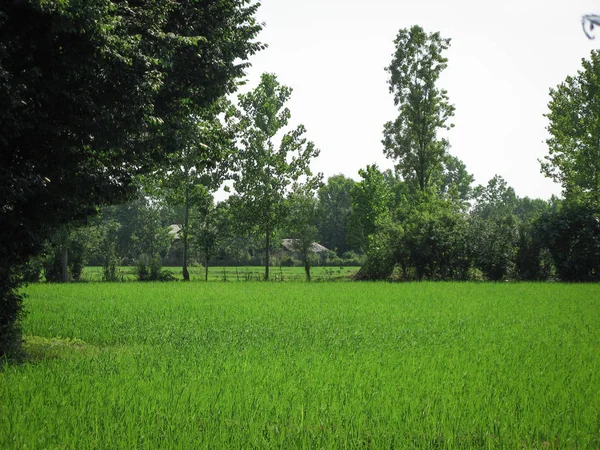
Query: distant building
275,239,330,265
168,224,182,240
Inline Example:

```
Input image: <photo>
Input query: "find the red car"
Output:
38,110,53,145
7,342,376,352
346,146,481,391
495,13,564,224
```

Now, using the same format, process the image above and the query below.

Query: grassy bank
2,282,599,448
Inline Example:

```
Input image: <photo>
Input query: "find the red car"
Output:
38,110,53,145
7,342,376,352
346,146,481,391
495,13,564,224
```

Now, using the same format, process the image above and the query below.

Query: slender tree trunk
204,251,209,282
60,227,69,283
203,214,210,281
61,243,69,283
304,255,311,282
265,219,270,281
182,193,190,281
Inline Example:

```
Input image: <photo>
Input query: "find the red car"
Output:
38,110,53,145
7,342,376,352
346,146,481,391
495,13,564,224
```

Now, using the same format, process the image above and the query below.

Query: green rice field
2,282,600,449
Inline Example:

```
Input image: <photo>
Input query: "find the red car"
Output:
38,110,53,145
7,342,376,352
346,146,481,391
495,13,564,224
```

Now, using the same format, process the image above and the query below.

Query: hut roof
281,238,329,253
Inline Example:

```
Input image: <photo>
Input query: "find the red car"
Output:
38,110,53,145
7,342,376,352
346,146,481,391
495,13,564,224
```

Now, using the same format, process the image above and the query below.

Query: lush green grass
2,282,600,448
80,265,360,282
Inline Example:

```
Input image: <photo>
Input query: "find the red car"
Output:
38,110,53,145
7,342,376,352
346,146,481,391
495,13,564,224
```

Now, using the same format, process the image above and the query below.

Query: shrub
354,225,400,280
136,254,175,282
21,258,44,283
103,242,120,282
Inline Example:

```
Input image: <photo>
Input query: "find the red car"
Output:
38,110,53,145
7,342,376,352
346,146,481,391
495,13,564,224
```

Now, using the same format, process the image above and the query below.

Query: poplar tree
382,25,455,193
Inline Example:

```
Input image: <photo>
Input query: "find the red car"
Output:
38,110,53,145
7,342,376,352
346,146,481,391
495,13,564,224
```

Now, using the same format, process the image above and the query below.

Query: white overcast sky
237,0,600,200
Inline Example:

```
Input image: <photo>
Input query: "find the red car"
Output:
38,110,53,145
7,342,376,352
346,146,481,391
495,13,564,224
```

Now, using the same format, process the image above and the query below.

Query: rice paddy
2,282,599,449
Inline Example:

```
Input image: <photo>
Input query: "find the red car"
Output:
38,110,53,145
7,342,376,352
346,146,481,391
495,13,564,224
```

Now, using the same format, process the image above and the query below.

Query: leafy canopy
383,25,455,193
542,50,600,206
0,0,263,358
231,73,320,280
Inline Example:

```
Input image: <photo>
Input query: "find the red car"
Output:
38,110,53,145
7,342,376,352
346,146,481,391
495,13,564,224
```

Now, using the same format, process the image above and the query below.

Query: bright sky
238,0,600,200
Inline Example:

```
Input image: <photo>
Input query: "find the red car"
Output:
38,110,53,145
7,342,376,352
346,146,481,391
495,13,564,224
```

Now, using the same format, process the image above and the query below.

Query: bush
278,256,297,267
322,250,365,267
136,254,175,282
340,251,365,266
354,226,401,280
0,268,25,361
537,204,600,282
42,247,64,283
103,242,120,282
21,258,44,283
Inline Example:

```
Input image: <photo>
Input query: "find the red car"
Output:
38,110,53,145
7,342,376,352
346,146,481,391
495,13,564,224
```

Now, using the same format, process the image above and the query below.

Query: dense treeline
14,25,600,286
30,168,599,284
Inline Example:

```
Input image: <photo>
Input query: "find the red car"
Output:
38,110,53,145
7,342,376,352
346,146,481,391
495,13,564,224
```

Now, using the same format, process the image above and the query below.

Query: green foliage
470,176,520,281
102,241,120,283
357,184,472,281
124,198,172,263
0,267,24,361
93,196,173,266
469,215,518,281
317,175,355,255
383,25,455,192
438,154,475,208
348,165,391,252
20,258,44,284
285,189,321,281
41,250,65,284
515,222,554,281
231,73,321,280
192,194,229,281
152,99,233,281
354,223,402,280
0,0,263,357
42,225,99,282
514,198,555,281
400,195,472,281
536,203,600,281
135,254,175,282
91,215,122,282
542,50,600,205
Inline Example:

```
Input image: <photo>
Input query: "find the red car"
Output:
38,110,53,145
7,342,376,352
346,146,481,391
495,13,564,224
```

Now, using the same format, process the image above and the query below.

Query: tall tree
231,73,320,280
0,0,263,358
192,194,222,282
382,25,455,193
542,50,600,206
154,100,232,281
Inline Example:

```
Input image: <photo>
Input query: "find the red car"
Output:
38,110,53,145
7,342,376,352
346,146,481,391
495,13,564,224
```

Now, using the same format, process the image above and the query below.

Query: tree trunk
182,194,190,281
304,256,311,282
205,252,209,282
265,219,270,281
416,265,424,282
61,242,69,283
60,227,69,283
